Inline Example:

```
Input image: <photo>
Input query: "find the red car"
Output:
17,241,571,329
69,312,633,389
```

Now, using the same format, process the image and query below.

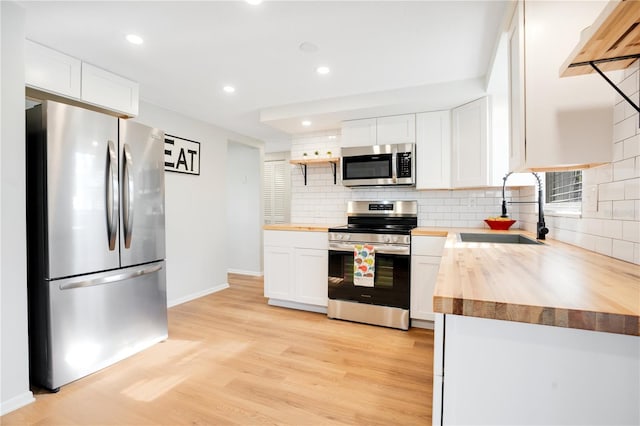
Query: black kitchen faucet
501,172,549,240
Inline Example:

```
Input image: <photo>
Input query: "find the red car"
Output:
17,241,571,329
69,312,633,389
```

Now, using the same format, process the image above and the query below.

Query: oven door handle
329,242,410,256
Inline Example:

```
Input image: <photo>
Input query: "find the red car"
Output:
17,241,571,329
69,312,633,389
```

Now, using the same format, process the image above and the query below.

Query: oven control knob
344,234,350,241
335,234,342,240
384,235,391,243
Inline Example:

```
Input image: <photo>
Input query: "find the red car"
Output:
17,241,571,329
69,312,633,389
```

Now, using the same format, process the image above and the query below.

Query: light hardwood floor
3,274,434,425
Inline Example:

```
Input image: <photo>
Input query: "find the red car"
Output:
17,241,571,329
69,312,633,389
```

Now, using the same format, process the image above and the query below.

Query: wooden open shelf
560,0,640,77
290,157,340,185
289,157,339,166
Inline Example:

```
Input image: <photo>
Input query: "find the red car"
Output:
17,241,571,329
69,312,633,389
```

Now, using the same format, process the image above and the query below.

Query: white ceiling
19,1,509,152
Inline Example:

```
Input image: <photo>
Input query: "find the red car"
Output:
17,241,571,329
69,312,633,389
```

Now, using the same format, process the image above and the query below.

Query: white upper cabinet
416,110,451,189
341,118,377,147
341,114,415,148
25,40,81,99
451,97,490,188
81,63,139,117
376,114,416,145
24,40,139,117
508,0,614,171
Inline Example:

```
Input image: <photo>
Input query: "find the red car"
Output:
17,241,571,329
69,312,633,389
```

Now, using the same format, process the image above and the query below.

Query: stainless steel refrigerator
26,100,168,391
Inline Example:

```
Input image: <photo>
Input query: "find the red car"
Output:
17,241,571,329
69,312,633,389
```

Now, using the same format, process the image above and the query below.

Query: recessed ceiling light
302,120,312,127
328,135,336,139
246,0,263,5
316,66,330,75
223,85,236,93
299,41,319,53
126,34,144,45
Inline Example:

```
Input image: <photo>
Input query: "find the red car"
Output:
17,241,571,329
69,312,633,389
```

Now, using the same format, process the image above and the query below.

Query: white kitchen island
430,229,640,425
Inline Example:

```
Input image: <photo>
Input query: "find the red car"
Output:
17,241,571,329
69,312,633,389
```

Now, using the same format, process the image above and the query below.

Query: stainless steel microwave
341,143,415,187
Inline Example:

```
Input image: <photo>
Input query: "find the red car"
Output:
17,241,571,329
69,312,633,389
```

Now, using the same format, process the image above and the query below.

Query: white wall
227,142,262,276
520,62,640,265
0,1,35,415
133,102,263,306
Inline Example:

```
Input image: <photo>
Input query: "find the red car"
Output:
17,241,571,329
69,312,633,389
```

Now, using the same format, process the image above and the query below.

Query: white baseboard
167,283,229,308
411,318,435,330
268,298,327,314
0,391,35,416
227,269,263,277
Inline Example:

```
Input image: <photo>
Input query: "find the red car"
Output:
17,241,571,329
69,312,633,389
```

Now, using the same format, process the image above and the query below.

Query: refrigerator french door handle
58,263,163,290
106,140,119,250
123,143,134,248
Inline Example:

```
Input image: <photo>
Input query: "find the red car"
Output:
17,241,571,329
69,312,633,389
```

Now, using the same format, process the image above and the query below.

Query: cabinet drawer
411,236,446,256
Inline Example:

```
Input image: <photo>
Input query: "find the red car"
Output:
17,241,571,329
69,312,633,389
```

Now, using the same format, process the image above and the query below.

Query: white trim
167,283,229,308
410,319,435,330
227,269,263,277
267,298,327,314
0,391,35,416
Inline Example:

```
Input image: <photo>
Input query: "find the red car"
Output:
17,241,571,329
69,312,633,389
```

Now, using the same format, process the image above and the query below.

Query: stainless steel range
327,200,417,330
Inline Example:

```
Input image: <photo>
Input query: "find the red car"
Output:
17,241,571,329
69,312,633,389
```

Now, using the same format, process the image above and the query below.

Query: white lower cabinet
293,248,328,306
263,230,328,311
263,246,294,301
410,236,445,322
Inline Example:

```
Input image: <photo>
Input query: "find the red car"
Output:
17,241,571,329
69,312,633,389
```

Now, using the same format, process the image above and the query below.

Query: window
545,171,582,214
263,160,288,224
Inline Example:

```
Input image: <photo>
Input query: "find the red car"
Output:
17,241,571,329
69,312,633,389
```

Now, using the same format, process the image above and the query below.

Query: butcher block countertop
430,228,640,336
263,223,334,232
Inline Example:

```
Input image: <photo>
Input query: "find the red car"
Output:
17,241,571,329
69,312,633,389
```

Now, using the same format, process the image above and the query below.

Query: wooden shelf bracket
298,163,308,186
576,55,640,114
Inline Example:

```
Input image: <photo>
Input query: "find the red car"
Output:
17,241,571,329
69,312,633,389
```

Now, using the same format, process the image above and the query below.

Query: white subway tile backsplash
612,200,635,220
618,68,639,95
613,141,624,162
613,115,637,143
613,101,626,124
623,135,640,159
595,201,613,219
613,158,636,181
602,220,623,239
612,239,635,263
594,236,613,257
623,221,640,243
599,181,625,201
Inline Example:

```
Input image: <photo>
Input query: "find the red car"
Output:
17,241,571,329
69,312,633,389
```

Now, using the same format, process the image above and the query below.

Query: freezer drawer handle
59,264,163,290
123,143,135,248
106,140,119,250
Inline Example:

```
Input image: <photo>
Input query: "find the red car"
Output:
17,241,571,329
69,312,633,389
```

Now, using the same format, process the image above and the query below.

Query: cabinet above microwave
341,114,416,148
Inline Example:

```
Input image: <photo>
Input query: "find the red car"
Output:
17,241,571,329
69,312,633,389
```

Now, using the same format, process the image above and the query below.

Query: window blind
545,171,582,204
264,160,287,224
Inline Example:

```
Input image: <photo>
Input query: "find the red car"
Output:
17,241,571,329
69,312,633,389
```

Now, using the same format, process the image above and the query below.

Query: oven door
328,241,410,309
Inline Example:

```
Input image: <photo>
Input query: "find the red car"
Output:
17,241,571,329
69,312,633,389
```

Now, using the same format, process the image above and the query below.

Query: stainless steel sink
459,233,543,245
